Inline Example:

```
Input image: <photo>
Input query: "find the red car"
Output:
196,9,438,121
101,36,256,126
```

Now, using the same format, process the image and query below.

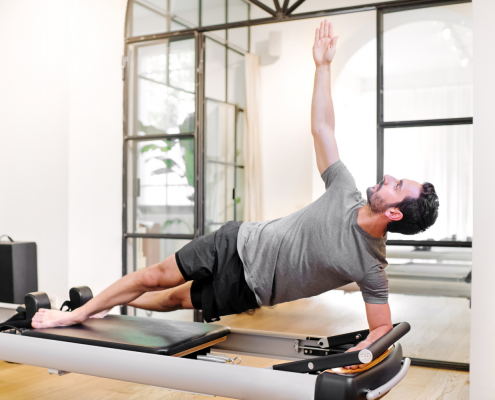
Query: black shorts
175,221,259,323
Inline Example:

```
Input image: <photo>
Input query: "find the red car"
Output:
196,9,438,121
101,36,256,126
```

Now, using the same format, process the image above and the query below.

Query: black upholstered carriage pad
22,315,230,356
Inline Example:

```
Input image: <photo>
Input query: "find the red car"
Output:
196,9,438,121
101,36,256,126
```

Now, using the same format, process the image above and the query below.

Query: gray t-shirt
237,160,388,306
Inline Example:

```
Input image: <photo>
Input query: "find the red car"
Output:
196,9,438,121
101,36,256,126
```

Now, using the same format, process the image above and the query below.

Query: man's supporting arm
311,20,340,174
345,302,394,369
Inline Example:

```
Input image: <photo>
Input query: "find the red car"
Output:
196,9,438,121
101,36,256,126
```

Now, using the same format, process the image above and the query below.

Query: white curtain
243,53,263,222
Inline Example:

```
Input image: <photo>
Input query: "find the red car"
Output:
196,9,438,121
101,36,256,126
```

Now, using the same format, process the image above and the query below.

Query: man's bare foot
31,309,85,329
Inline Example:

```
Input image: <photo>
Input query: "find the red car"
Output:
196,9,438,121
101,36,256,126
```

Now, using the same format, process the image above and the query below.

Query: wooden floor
222,290,471,363
0,290,471,399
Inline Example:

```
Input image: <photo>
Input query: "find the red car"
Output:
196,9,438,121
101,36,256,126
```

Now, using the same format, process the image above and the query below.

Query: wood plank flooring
221,290,471,363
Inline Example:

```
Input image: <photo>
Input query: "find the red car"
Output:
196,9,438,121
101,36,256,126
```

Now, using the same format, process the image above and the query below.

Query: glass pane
205,100,235,163
205,39,226,102
169,39,196,93
172,0,199,28
136,39,195,135
290,0,402,14
384,3,473,121
235,167,245,221
228,0,248,22
130,1,168,37
331,15,377,200
236,110,244,165
249,0,275,19
384,125,473,242
205,163,235,234
202,0,226,38
170,21,187,31
386,245,471,298
228,0,249,49
127,138,195,235
228,27,249,51
227,50,245,108
126,237,194,322
128,0,200,37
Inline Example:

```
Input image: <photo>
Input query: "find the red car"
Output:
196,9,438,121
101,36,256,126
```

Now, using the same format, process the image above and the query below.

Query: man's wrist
315,63,331,70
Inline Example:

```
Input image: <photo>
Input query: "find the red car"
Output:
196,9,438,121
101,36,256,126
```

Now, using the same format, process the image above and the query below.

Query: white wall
251,11,376,220
471,0,495,398
67,1,126,295
0,0,126,305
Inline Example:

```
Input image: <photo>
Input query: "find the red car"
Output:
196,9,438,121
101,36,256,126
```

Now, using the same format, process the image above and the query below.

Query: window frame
376,0,473,248
122,0,473,369
123,0,475,278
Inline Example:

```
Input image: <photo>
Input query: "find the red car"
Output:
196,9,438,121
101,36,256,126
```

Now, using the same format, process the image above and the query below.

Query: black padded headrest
23,315,230,356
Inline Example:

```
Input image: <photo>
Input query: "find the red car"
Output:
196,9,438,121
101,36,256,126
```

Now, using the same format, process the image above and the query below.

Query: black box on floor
0,242,38,304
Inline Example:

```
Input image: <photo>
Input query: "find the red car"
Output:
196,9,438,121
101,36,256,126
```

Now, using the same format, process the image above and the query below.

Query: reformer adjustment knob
358,349,373,363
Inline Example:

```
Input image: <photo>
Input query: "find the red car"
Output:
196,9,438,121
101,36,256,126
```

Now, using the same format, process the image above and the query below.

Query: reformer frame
0,314,411,400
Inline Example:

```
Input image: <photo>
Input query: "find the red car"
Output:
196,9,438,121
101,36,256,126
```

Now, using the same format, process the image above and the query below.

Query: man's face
366,175,423,214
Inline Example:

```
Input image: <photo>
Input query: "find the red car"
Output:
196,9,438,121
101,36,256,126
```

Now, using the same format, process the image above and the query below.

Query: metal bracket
294,338,333,357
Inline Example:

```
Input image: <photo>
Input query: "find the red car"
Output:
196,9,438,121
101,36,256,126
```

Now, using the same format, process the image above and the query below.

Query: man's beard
366,185,391,215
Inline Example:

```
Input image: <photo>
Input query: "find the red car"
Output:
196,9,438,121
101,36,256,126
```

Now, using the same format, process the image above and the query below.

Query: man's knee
165,283,193,310
139,255,185,289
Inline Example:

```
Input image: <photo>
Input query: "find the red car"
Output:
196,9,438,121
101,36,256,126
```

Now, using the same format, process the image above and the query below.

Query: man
33,20,439,368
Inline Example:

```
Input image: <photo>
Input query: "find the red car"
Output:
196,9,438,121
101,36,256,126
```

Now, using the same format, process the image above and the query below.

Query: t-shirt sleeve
356,264,389,304
320,160,357,191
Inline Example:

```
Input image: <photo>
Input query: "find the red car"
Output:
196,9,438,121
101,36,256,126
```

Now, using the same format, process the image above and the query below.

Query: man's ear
385,208,403,222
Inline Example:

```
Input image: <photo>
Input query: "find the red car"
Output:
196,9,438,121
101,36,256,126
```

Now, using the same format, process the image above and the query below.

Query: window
127,0,250,50
204,34,246,233
124,1,250,321
378,2,473,246
124,35,198,321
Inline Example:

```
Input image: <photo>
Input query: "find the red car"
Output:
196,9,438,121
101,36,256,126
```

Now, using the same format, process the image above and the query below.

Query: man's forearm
128,291,174,312
311,65,335,135
73,271,151,321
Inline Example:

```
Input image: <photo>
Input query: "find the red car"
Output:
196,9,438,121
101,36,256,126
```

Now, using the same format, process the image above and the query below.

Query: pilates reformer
0,287,411,400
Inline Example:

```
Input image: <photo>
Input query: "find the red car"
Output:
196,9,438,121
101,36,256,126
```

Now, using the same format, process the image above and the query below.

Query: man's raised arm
311,20,340,175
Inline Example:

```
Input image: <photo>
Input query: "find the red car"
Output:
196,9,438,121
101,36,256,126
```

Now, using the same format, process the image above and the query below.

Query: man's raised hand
313,20,339,66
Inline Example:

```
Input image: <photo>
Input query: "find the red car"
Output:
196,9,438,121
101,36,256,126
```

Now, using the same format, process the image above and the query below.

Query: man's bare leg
128,281,194,312
32,254,186,329
89,282,195,319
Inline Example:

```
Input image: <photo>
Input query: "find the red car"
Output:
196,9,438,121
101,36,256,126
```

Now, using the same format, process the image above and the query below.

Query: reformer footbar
0,287,411,400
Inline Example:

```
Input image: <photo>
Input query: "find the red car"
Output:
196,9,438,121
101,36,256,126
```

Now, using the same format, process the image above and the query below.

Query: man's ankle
71,308,88,324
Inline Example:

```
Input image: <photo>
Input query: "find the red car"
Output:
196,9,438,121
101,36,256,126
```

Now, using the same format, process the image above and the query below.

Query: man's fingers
319,21,324,39
330,35,339,47
315,28,319,43
329,20,335,38
323,19,329,38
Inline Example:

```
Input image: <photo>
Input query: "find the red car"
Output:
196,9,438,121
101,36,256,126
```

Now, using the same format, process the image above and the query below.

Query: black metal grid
376,0,473,247
123,2,250,320
122,0,474,369
122,0,475,279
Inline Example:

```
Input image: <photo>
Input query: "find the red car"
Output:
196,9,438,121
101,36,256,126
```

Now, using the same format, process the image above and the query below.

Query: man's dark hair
387,182,439,235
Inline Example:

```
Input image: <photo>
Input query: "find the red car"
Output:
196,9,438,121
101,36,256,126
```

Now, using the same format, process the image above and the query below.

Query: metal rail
0,334,317,400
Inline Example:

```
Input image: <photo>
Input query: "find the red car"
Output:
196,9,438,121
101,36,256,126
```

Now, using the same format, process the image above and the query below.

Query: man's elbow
311,124,334,137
